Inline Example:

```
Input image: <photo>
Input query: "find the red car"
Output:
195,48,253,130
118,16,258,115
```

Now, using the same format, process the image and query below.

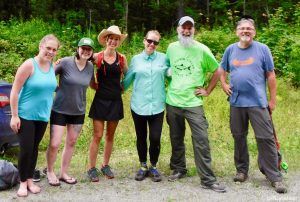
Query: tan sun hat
97,25,127,47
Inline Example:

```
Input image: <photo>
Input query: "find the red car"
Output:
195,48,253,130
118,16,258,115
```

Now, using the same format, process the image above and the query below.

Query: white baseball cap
178,16,195,26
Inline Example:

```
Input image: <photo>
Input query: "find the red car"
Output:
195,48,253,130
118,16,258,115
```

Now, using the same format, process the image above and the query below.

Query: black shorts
50,111,85,126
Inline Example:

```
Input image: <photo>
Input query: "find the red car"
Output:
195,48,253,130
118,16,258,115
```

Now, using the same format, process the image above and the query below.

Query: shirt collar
142,50,157,60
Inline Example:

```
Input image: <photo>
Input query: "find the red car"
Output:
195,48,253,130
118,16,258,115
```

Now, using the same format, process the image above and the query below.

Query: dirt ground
0,171,299,202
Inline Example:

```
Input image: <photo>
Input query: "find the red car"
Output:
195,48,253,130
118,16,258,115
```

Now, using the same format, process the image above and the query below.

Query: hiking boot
233,172,248,182
87,167,100,182
272,181,287,194
201,182,226,193
101,165,114,179
32,169,41,182
149,166,162,182
135,167,148,181
168,170,186,182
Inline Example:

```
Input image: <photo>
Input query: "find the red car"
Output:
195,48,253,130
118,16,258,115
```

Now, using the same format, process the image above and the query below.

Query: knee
67,139,77,147
49,142,60,151
150,135,161,144
92,135,101,145
105,133,115,142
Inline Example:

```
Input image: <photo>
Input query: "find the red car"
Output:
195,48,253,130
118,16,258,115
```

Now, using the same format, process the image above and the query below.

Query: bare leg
60,124,82,179
46,124,64,182
102,121,118,166
88,120,104,169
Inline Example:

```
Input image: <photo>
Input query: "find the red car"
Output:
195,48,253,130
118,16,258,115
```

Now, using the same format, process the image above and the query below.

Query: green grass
2,78,299,179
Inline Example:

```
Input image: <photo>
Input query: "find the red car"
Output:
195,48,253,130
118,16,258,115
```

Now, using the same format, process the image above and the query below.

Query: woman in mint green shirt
124,30,168,182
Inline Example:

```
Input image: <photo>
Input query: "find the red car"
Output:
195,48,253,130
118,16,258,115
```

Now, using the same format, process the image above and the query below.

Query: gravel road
0,171,299,201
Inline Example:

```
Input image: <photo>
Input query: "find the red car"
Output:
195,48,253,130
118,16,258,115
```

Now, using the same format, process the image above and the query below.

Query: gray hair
236,18,255,28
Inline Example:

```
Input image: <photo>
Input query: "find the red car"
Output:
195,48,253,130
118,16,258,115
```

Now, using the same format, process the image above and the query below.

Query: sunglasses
145,39,159,46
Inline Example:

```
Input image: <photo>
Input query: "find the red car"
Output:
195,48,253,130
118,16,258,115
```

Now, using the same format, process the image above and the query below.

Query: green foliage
195,28,236,61
1,18,299,177
257,4,300,86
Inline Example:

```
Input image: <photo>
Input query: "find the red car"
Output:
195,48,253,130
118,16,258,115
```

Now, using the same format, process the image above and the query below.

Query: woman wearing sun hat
87,25,128,182
45,37,95,186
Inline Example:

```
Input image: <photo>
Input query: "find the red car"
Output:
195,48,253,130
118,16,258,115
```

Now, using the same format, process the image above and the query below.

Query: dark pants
230,106,282,182
166,104,216,186
131,110,164,166
18,118,47,182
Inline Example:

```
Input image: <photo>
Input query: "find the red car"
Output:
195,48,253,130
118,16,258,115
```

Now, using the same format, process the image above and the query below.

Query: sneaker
272,181,287,194
201,182,226,193
101,165,114,179
149,167,162,182
233,172,248,182
87,167,100,182
168,170,186,182
135,167,148,181
42,167,47,176
32,169,41,182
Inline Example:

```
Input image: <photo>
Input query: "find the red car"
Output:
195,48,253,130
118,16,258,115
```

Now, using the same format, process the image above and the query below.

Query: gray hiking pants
230,106,282,182
166,104,217,185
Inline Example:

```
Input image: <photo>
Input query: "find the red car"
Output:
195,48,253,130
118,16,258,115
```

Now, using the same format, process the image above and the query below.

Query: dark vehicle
0,80,18,154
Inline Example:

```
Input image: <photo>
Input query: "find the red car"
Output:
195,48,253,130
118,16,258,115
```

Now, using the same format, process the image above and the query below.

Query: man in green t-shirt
166,16,225,193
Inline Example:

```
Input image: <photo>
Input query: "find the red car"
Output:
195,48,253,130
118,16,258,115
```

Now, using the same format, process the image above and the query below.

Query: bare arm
194,67,221,97
121,54,128,74
219,67,232,96
89,80,98,90
10,59,33,133
266,70,277,112
93,52,99,65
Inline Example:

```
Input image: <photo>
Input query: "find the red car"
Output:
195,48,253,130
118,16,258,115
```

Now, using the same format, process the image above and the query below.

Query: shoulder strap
97,51,104,68
117,53,124,73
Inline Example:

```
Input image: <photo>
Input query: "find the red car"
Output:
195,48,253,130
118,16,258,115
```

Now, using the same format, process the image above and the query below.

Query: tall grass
32,77,300,178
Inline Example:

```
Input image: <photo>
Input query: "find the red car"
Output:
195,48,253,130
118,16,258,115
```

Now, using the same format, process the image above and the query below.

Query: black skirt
88,97,124,121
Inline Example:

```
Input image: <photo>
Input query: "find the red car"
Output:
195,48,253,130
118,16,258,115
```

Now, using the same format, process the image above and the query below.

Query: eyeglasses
237,27,255,31
145,39,159,45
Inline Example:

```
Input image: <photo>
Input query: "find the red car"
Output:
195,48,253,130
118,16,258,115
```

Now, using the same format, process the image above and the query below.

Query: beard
240,35,251,43
178,33,194,48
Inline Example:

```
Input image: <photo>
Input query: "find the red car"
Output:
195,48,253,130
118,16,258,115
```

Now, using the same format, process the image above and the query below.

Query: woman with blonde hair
124,30,168,182
87,25,128,182
10,34,59,197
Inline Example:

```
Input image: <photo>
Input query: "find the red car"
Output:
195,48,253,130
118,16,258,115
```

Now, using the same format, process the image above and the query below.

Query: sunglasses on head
145,39,159,45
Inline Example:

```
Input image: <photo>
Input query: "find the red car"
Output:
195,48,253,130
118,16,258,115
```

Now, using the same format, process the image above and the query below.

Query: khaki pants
166,104,217,186
230,106,282,182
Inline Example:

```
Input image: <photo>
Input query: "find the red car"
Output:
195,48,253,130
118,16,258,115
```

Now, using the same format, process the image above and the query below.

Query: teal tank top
18,58,57,121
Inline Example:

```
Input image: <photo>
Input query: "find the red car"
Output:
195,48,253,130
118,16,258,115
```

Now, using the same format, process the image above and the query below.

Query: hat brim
97,30,127,47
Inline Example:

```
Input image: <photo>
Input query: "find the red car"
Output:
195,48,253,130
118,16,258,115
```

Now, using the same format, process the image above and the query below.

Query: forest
0,0,299,86
1,0,299,32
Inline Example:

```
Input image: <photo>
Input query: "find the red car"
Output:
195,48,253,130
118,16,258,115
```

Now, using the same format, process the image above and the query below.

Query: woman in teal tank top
10,34,60,197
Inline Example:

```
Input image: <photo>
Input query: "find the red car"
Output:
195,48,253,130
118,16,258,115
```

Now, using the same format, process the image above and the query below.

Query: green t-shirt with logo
166,41,219,107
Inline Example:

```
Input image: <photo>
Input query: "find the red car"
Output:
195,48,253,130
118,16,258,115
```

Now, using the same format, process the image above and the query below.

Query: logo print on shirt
232,57,254,67
173,58,195,76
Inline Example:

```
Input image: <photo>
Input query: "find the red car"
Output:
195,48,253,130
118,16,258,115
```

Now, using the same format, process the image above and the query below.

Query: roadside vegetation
0,5,299,178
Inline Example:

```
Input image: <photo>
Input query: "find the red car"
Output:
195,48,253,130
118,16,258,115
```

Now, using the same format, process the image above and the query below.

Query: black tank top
95,55,122,100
